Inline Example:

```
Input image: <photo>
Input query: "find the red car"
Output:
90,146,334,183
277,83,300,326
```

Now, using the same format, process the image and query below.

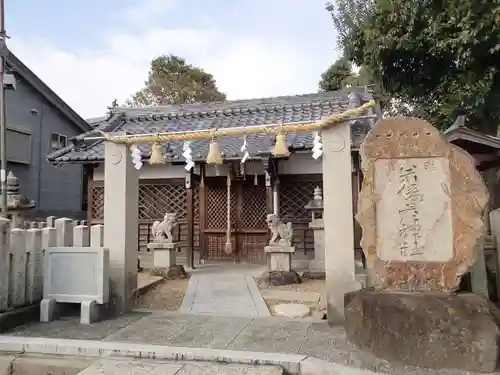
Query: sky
6,0,340,118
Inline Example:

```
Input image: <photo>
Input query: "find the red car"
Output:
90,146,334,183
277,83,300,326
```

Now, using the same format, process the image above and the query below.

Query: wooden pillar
86,165,94,225
263,158,273,215
273,179,280,215
185,170,194,268
199,164,207,261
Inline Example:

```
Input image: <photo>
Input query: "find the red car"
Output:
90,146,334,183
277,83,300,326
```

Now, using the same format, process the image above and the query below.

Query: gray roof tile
48,89,376,164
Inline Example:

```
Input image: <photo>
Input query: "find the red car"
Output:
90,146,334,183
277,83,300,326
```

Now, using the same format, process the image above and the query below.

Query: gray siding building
3,51,91,218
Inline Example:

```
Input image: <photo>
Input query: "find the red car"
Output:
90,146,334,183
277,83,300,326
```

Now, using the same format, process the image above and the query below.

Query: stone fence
0,217,104,313
17,216,87,230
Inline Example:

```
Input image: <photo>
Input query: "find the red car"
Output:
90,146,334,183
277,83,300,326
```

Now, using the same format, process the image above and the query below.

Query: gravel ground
256,278,325,293
135,278,190,311
256,278,325,316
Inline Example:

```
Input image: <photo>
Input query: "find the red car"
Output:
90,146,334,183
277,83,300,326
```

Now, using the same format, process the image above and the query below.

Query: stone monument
147,212,187,279
345,117,494,372
264,213,299,285
304,186,325,275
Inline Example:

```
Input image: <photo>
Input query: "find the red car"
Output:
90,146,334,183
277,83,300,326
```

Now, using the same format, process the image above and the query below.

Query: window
50,133,67,149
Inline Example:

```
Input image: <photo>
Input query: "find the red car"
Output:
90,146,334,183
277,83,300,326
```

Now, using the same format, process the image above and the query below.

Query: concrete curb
0,336,374,374
178,276,199,312
133,275,164,295
245,276,272,317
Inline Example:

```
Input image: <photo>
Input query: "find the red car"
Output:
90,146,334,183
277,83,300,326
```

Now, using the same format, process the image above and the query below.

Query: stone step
2,354,284,375
77,359,284,375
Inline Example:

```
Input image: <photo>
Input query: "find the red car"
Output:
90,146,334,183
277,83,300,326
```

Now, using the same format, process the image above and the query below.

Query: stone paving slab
4,312,148,340
226,318,310,354
180,275,270,317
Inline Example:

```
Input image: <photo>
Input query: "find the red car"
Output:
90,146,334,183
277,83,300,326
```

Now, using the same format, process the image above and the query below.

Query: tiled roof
48,89,377,164
86,116,109,128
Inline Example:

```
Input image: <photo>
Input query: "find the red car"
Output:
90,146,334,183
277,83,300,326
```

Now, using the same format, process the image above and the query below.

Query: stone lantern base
147,242,188,279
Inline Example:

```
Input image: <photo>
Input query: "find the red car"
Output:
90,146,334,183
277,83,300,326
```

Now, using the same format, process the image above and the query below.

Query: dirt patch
135,278,189,311
256,278,325,317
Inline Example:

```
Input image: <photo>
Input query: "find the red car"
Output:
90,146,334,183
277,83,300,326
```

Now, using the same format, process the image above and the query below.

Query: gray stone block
344,289,500,373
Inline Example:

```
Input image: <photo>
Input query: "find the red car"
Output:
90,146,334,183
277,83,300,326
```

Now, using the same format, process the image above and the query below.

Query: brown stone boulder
268,271,301,286
344,289,500,373
150,265,188,279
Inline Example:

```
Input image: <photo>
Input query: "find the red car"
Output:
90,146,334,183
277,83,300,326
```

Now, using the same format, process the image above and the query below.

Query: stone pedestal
265,244,299,285
265,244,294,271
344,289,500,373
147,242,187,279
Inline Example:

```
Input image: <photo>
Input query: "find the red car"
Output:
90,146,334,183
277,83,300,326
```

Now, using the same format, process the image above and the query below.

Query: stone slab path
179,264,270,317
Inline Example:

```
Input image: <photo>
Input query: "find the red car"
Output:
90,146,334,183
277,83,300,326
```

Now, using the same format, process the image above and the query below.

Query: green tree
128,55,226,106
319,57,355,91
319,58,374,91
326,0,500,132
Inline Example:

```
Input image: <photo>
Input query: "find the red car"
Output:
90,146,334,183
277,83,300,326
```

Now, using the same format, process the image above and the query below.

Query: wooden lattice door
204,177,268,263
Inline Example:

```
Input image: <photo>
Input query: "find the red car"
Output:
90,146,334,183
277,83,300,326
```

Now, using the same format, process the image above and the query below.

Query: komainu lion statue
266,214,293,247
151,212,178,242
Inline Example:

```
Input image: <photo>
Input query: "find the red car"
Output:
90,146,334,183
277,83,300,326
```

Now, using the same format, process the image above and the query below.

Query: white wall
93,163,198,181
92,153,324,181
279,153,323,175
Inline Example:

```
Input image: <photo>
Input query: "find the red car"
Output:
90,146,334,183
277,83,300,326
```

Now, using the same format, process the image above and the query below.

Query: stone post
73,225,90,247
0,218,10,310
103,137,139,314
91,224,104,247
46,216,56,228
25,228,43,303
489,208,500,300
469,240,488,298
304,186,325,273
55,218,73,246
41,227,57,251
10,228,27,307
322,111,360,324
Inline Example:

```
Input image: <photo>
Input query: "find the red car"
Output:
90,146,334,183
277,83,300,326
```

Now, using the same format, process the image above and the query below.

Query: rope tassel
224,173,233,255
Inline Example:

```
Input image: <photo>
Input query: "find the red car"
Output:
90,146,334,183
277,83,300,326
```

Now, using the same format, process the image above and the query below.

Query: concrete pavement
1,311,494,375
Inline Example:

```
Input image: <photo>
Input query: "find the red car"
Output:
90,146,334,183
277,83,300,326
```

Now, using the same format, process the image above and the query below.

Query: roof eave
444,127,500,150
7,51,91,134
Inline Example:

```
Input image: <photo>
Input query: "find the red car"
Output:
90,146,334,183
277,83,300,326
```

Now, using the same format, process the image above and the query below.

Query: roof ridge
120,91,371,123
115,88,370,116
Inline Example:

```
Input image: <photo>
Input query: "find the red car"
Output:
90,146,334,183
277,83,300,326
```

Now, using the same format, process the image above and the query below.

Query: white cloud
7,3,331,119
125,0,180,25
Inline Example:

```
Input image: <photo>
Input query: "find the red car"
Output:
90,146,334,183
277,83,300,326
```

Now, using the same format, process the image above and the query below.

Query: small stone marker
345,117,495,373
274,303,310,318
